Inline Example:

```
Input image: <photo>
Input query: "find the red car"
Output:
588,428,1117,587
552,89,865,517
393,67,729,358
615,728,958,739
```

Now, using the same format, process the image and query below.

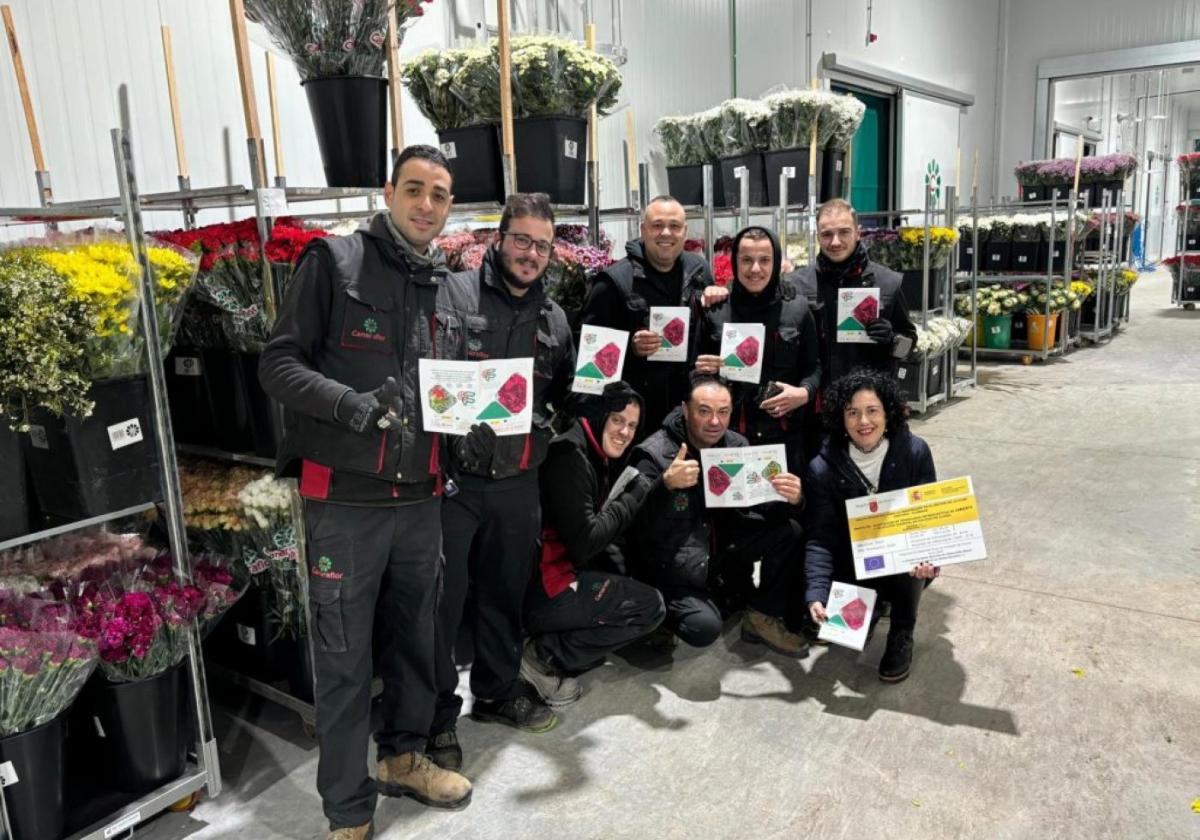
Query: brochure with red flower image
649,306,690,363
699,443,788,508
836,287,880,344
418,358,534,436
572,325,629,395
818,582,878,651
717,322,765,384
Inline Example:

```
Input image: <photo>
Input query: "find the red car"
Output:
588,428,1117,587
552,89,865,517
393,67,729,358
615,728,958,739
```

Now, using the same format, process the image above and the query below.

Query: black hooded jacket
697,227,820,457
579,240,713,439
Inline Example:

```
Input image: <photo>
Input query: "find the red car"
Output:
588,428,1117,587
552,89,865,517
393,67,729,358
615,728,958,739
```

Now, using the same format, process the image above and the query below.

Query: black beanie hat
579,381,644,437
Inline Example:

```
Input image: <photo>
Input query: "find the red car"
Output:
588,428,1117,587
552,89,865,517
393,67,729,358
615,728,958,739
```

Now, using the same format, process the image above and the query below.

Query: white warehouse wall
731,0,1006,201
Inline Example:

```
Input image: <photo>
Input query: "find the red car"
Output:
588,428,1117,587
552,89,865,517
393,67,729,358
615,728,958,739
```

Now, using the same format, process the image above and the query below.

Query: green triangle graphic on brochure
476,400,512,421
828,614,848,629
576,360,605,379
722,353,745,368
838,316,866,331
718,463,744,477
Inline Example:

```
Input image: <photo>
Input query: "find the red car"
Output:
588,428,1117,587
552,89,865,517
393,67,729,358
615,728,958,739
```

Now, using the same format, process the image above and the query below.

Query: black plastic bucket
666,163,726,207
901,269,944,311
237,352,283,459
0,423,29,540
302,76,389,188
166,347,216,447
202,349,254,453
0,716,65,840
719,152,768,208
23,375,162,519
763,147,820,207
87,665,187,794
513,115,588,204
438,125,503,204
820,148,847,201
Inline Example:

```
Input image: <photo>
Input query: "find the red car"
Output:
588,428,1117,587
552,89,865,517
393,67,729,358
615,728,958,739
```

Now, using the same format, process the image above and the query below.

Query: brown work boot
326,822,374,840
377,751,472,810
740,608,809,656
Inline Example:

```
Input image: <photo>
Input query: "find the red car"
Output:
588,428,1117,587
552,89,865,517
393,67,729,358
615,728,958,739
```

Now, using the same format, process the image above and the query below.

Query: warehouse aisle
141,268,1199,840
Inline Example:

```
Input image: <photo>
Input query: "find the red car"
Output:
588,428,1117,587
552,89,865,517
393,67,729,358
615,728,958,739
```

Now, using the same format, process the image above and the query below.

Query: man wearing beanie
520,382,668,705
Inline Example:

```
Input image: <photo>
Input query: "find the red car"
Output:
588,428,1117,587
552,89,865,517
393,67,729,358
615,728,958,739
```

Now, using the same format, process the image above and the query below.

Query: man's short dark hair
642,195,684,221
686,371,732,403
499,192,555,232
816,197,858,227
390,144,452,186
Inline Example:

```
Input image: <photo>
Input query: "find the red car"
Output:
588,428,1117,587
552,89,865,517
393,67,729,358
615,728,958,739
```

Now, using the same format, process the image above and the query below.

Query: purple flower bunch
0,591,98,736
1014,154,1137,187
0,531,155,591
553,224,613,253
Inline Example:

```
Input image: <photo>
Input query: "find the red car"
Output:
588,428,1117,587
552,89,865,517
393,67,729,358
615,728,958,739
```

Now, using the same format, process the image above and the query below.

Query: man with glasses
428,193,576,771
579,196,725,441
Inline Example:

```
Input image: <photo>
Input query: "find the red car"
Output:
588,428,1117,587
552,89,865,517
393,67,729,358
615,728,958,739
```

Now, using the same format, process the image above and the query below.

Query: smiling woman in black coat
804,368,940,683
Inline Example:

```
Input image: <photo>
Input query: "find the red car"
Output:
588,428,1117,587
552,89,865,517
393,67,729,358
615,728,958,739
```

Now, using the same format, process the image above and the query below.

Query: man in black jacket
579,196,725,441
428,193,576,767
259,145,471,840
520,382,669,706
695,226,821,468
626,374,807,655
788,198,918,458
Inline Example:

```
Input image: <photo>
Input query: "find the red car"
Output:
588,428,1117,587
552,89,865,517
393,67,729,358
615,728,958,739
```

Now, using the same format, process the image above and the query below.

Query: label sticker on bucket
257,188,288,216
175,356,202,377
564,139,579,159
237,624,258,646
0,760,17,787
104,811,142,838
107,418,144,450
28,424,48,450
440,141,458,160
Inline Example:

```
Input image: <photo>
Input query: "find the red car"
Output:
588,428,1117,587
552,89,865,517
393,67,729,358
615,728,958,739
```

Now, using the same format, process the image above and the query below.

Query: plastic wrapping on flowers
238,475,305,641
816,93,866,148
244,0,433,81
959,284,1025,318
654,115,708,167
502,35,621,119
400,46,480,131
1024,281,1079,314
0,591,98,736
1012,153,1137,187
761,89,824,151
719,98,772,156
912,316,974,358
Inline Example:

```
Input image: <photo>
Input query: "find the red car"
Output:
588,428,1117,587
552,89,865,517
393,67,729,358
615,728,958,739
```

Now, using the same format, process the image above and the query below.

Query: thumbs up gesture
664,442,700,490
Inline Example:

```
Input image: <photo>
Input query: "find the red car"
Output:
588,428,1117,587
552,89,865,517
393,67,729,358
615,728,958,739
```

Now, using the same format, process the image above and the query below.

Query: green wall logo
362,317,379,334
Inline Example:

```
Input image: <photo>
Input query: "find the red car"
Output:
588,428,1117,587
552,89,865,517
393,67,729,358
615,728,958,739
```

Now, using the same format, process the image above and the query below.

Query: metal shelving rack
1171,168,1199,309
955,191,1079,364
1077,189,1129,342
0,89,220,840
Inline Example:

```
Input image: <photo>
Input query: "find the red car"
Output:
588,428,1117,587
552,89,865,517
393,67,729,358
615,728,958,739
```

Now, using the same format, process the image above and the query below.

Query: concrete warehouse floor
138,267,1199,840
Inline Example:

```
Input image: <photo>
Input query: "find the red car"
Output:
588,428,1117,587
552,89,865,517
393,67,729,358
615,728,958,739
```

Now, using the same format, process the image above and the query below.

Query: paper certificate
845,476,986,579
700,444,788,508
836,287,880,344
648,306,690,363
818,582,877,651
418,358,533,436
572,325,629,395
718,322,765,384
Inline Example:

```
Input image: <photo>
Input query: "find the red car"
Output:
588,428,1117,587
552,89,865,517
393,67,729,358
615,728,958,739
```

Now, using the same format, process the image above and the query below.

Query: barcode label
440,141,458,160
107,418,144,450
28,425,49,450
175,356,202,376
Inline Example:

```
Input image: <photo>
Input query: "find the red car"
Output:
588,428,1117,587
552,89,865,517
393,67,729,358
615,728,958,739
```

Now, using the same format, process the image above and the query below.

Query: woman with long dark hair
804,368,940,683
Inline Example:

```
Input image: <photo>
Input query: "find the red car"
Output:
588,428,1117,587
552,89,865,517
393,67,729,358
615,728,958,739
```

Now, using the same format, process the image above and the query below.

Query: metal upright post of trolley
0,86,221,840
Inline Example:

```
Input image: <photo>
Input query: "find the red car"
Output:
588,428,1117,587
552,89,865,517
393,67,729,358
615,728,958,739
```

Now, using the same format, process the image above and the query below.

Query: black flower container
0,716,65,840
719,152,768,208
202,349,254,453
666,163,726,207
983,241,1012,273
1036,241,1068,272
820,147,847,201
763,146,821,207
23,375,162,520
513,115,588,205
1010,241,1041,272
302,76,389,188
900,269,944,311
437,124,504,204
166,347,216,447
0,423,29,540
1088,180,1124,208
237,352,283,460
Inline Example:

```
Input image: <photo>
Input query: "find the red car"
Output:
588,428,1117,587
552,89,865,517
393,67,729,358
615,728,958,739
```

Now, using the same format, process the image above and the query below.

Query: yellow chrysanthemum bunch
38,248,135,338
898,227,959,247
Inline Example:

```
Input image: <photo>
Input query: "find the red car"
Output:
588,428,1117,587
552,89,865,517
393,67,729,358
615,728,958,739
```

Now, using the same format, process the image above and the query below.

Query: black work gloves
866,317,895,345
458,423,498,472
337,376,403,434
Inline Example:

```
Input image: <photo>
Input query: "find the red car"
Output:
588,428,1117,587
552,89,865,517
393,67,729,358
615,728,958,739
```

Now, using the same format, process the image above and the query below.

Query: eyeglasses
502,232,553,256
